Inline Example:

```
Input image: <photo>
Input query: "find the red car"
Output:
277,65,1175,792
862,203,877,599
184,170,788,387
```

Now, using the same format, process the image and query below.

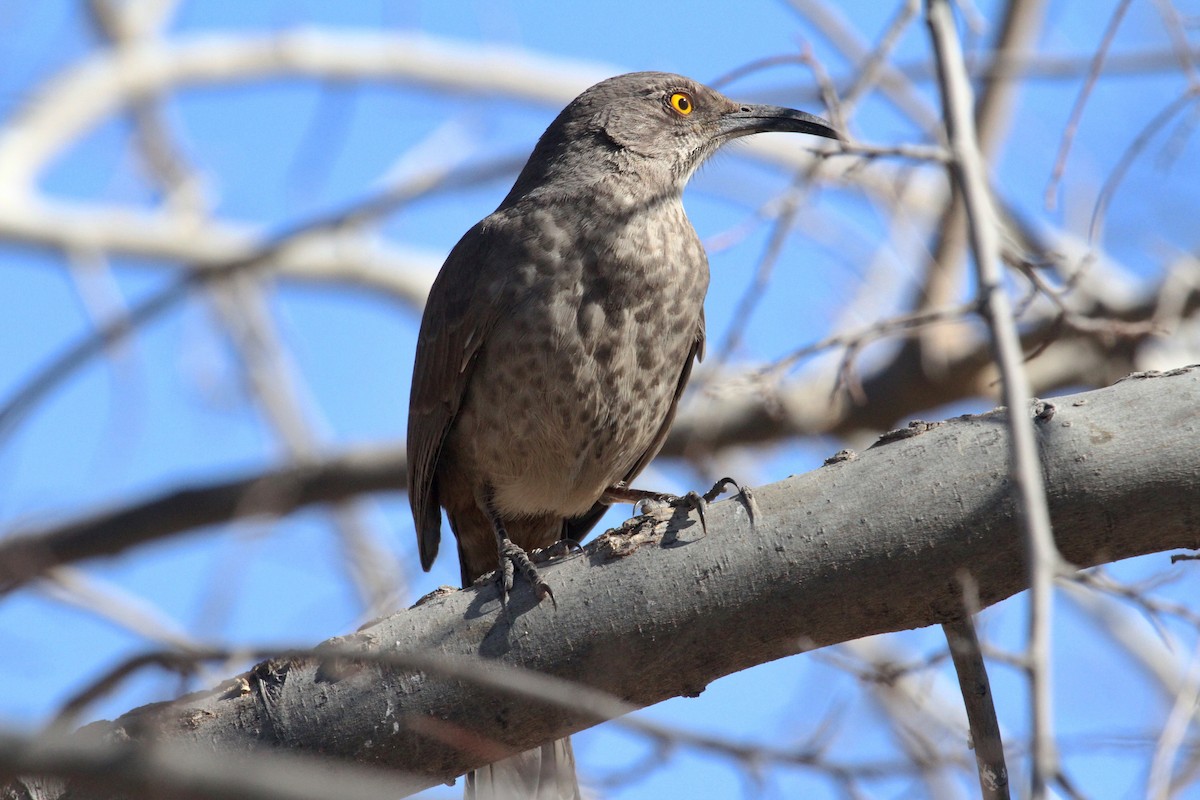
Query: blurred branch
0,29,617,195
36,566,199,650
1147,639,1200,799
1062,578,1200,704
785,0,941,134
916,0,1046,375
838,637,968,794
0,728,423,800
86,0,206,213
0,152,536,447
52,643,932,787
85,1,402,616
0,206,428,449
1062,574,1200,797
206,276,402,615
7,368,1198,797
904,45,1200,82
0,447,406,592
0,198,441,300
1088,87,1200,242
666,270,1183,453
1045,0,1134,210
7,639,940,800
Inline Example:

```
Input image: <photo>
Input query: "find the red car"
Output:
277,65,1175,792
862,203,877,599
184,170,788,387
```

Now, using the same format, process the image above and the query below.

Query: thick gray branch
10,367,1197,798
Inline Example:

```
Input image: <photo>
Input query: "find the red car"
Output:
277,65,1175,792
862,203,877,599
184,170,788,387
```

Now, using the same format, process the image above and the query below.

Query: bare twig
1088,87,1200,243
837,636,979,794
785,0,942,135
915,0,1048,376
768,300,978,375
37,566,199,651
839,0,921,114
1062,578,1200,700
1147,638,1200,799
1044,0,1134,210
714,180,806,363
926,2,1061,797
942,616,1010,800
86,0,207,213
1149,0,1200,84
0,198,442,298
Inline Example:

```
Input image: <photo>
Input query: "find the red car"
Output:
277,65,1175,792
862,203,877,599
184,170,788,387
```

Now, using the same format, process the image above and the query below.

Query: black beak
717,103,841,142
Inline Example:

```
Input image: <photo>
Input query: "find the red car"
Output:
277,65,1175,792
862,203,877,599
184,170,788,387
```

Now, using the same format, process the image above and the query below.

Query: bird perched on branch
407,70,838,799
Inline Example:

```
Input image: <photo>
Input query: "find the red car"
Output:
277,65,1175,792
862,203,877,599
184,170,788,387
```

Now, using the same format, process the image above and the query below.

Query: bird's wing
407,221,504,571
563,308,705,543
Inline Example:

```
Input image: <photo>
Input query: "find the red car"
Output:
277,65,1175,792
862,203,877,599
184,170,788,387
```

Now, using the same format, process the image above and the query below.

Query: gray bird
407,71,838,799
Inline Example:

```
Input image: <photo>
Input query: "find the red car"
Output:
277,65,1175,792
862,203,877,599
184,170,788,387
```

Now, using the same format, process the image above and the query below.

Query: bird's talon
535,581,557,609
688,491,709,535
703,477,758,526
493,537,556,605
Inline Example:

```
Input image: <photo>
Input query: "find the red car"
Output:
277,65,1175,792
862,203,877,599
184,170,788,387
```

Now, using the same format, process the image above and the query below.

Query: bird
407,71,838,800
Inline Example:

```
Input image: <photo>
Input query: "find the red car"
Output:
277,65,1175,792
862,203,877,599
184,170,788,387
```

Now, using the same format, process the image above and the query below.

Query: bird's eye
669,91,694,116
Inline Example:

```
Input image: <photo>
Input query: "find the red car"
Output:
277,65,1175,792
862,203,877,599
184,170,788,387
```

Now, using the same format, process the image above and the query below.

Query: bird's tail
465,737,581,800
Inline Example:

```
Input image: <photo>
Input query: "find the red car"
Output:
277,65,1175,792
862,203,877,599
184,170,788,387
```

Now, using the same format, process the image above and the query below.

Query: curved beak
717,103,841,142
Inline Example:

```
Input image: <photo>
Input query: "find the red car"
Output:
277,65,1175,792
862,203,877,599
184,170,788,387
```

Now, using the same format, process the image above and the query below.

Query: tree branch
0,30,616,195
0,448,405,592
8,368,1197,798
6,313,1196,588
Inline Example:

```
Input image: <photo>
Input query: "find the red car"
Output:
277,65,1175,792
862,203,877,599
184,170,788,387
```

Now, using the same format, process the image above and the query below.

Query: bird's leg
480,487,555,606
602,484,710,531
601,477,758,534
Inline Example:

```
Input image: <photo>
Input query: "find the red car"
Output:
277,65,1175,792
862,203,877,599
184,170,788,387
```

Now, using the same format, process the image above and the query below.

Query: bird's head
505,71,841,203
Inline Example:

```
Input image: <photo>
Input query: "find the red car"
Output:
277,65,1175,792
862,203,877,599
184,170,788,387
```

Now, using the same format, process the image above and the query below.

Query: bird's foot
480,486,556,607
601,477,757,535
495,537,555,608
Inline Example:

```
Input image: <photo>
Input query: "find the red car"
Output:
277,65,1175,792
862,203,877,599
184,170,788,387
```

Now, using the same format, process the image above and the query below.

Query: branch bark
7,367,1197,799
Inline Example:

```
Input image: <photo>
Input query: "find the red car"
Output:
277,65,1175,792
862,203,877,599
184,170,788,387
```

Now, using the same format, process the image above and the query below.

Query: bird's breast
456,202,708,518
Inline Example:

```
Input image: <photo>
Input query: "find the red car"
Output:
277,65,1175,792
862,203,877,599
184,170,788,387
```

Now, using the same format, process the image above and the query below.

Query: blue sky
1,1,1198,798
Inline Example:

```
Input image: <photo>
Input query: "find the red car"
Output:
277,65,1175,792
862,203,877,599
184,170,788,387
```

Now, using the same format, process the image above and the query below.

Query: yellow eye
669,91,694,115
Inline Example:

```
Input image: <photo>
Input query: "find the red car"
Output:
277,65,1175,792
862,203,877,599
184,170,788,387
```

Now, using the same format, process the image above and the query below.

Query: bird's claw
635,489,709,532
702,477,758,524
496,538,556,608
631,477,756,534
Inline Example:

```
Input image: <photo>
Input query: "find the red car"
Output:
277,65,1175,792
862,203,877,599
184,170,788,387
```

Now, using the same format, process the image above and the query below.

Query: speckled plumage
434,188,708,582
405,71,838,800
